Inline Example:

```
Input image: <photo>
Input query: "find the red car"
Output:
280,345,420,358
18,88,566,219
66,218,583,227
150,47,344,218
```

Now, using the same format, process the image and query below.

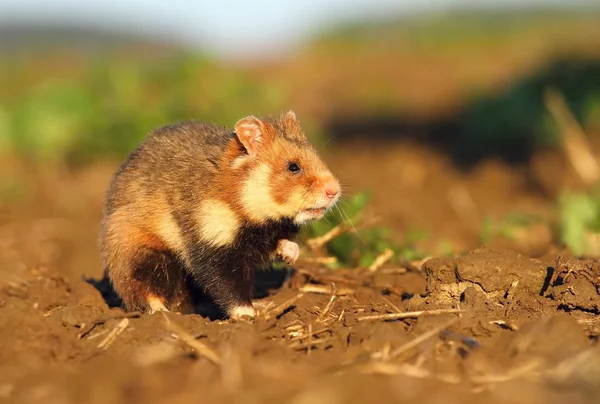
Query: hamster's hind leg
112,246,194,314
102,224,194,315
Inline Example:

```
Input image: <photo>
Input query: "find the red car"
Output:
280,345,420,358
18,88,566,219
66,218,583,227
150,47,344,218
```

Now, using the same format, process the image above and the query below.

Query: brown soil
2,140,600,403
3,245,600,403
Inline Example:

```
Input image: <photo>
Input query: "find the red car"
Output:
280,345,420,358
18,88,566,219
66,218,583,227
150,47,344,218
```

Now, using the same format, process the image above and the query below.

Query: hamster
98,111,341,319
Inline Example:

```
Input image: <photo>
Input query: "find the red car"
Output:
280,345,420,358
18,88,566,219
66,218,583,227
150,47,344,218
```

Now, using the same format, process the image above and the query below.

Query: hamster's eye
288,162,301,173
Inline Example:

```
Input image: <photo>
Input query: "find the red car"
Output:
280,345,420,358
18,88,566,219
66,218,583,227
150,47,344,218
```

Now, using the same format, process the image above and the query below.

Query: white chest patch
157,209,186,253
195,199,241,247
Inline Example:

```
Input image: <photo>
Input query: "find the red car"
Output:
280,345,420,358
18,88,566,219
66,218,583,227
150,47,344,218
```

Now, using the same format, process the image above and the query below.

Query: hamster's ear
285,110,297,122
234,116,265,156
284,110,299,127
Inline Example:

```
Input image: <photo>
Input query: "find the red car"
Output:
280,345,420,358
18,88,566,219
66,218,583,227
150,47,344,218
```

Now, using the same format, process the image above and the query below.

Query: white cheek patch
241,163,304,221
241,164,277,221
195,199,241,247
283,187,312,213
240,163,330,222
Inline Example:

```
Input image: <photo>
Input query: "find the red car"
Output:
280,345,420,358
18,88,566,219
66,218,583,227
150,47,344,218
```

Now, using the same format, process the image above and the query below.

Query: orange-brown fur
99,111,340,317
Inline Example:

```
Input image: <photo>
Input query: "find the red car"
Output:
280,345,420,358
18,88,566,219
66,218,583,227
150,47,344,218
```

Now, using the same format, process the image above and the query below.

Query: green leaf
558,190,600,256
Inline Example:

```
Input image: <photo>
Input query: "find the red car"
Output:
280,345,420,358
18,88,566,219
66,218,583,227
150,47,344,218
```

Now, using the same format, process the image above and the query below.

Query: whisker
322,133,337,148
336,204,364,244
298,188,312,209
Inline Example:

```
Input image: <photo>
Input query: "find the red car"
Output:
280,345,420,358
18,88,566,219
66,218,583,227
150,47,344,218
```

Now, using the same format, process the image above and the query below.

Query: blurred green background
1,4,599,167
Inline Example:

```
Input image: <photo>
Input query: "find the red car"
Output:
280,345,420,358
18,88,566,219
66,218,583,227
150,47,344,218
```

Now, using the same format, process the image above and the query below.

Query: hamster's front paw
277,239,299,265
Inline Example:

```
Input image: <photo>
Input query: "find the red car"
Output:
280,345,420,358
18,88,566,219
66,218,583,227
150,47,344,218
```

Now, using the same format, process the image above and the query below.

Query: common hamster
99,111,341,319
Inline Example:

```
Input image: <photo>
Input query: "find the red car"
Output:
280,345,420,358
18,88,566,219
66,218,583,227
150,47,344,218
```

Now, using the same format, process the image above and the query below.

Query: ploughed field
2,140,600,404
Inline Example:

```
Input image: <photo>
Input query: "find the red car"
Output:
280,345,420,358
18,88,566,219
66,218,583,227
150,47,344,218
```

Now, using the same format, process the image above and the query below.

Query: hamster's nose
324,180,340,200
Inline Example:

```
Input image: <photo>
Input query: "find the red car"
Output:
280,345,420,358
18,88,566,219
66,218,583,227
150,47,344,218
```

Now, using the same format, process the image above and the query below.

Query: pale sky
0,0,595,58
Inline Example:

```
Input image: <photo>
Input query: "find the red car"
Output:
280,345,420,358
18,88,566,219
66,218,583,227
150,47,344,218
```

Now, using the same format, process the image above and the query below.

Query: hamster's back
103,121,231,214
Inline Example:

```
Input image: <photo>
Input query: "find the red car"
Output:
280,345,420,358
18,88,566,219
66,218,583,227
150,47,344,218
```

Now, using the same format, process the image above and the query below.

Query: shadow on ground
84,266,292,320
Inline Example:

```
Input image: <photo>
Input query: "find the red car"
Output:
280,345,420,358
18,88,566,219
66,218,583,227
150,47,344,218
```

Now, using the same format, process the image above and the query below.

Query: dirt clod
423,248,548,303
550,256,600,313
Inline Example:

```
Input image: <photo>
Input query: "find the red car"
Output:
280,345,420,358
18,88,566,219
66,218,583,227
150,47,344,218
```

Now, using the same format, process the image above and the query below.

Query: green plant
436,239,455,257
479,212,545,245
302,192,427,268
558,187,600,256
397,229,429,261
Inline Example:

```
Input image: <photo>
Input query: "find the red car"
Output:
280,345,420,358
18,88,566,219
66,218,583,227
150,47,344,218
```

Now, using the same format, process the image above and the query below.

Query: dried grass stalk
358,308,463,322
162,313,221,365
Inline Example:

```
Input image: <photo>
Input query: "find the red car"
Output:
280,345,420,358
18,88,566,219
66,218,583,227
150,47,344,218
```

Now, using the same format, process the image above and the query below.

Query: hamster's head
232,111,341,224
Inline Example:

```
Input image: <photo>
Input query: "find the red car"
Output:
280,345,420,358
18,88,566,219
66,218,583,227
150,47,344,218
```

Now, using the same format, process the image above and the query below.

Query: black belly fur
186,218,299,312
